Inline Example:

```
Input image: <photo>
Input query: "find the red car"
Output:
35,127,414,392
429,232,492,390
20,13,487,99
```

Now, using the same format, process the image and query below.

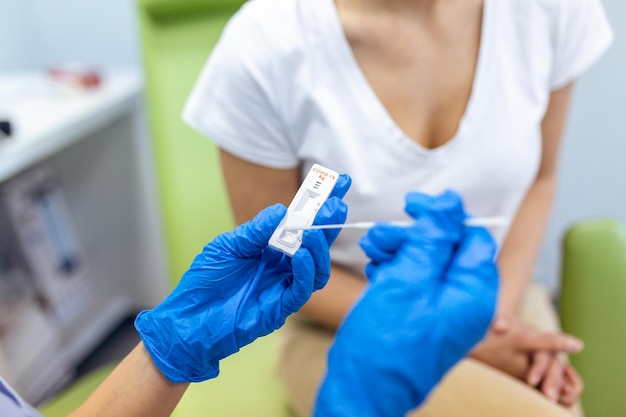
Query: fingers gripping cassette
269,164,339,256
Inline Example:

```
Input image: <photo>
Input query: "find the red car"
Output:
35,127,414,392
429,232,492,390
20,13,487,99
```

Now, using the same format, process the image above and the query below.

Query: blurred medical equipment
0,120,12,139
48,65,102,91
2,166,92,323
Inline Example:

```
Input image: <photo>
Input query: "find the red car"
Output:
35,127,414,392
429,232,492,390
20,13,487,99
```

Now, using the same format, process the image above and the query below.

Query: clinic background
0,0,624,325
0,0,625,408
4,0,623,295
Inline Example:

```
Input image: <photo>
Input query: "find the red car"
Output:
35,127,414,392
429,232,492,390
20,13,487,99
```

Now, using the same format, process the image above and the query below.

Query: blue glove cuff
135,310,222,383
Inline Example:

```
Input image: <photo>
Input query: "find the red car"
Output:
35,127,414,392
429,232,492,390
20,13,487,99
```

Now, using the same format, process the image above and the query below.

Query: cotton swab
284,217,508,231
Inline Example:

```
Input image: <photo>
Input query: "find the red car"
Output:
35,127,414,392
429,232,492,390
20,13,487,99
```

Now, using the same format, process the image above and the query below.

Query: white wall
539,0,626,293
0,1,43,71
0,0,140,71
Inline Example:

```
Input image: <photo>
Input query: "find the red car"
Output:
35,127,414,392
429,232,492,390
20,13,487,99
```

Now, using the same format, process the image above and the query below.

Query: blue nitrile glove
314,190,498,417
135,175,351,383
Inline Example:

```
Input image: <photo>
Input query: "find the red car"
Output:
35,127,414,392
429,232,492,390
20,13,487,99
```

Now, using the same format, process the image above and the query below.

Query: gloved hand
314,190,499,417
135,174,351,383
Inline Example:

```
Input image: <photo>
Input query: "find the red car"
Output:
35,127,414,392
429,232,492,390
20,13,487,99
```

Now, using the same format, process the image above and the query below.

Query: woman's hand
471,316,584,405
527,350,583,407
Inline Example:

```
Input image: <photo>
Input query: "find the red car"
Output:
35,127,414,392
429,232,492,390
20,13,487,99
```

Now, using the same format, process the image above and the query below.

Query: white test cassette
268,164,339,256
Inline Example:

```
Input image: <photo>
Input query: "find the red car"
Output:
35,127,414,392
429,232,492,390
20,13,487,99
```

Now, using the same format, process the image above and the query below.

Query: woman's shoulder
228,0,312,46
494,0,611,89
207,0,315,77
235,0,297,24
215,0,330,78
500,0,605,22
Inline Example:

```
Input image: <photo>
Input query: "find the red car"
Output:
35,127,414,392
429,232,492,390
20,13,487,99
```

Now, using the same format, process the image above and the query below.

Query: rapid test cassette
269,164,339,256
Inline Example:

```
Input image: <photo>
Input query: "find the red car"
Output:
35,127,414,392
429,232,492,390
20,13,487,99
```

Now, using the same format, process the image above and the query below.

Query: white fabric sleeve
182,6,297,169
0,377,43,417
550,0,614,89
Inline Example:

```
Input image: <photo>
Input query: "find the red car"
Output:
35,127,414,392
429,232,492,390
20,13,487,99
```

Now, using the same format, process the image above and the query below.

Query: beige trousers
276,283,583,417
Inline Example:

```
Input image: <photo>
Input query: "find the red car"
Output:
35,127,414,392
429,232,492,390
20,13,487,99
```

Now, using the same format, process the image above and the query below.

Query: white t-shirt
184,0,613,275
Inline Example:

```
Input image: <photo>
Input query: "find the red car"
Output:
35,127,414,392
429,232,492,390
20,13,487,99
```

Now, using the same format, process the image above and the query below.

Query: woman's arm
68,343,189,417
471,83,579,404
300,263,366,329
219,150,301,223
220,149,364,329
496,82,574,316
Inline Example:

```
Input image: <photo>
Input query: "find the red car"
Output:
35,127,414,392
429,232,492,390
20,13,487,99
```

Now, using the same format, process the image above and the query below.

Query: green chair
138,0,243,286
139,0,294,414
171,333,294,416
560,218,626,417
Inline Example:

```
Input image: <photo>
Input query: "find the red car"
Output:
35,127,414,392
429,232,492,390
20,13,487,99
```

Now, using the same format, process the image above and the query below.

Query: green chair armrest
38,363,118,417
560,218,626,417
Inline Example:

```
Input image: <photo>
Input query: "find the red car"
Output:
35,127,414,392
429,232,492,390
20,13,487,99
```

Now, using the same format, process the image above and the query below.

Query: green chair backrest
560,218,626,417
171,333,295,416
137,3,295,417
138,0,244,287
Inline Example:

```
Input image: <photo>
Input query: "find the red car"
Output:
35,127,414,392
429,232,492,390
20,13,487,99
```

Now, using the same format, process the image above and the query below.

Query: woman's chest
344,20,483,151
354,46,478,150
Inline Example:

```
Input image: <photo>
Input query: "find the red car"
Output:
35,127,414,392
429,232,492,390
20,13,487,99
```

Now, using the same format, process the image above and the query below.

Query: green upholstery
560,218,626,417
171,333,295,416
136,1,294,416
138,0,243,287
38,363,118,417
